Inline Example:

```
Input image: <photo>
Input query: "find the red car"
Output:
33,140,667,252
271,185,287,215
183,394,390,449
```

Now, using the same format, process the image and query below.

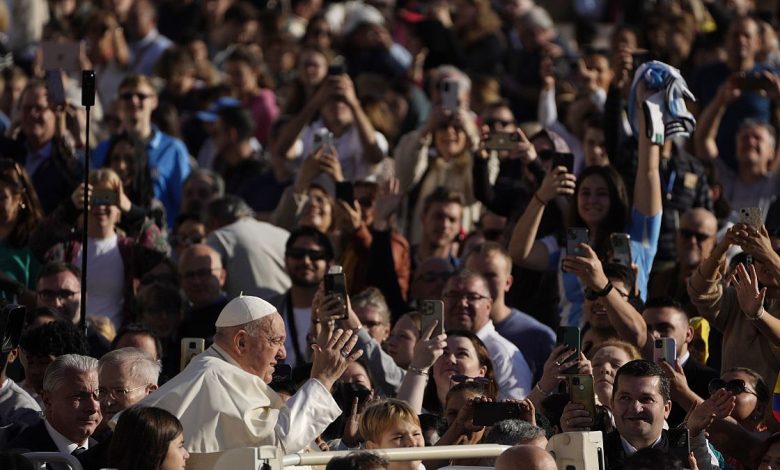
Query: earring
19,202,25,210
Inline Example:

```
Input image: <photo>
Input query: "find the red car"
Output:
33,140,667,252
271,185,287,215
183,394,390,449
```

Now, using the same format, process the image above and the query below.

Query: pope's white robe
136,344,341,470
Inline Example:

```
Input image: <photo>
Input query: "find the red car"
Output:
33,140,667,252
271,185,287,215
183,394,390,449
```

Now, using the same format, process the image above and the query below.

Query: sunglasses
484,118,514,128
708,378,758,397
450,375,491,385
679,229,713,243
286,247,327,261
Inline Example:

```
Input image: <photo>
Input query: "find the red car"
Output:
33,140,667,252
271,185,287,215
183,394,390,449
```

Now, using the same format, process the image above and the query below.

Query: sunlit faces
98,361,155,422
583,54,613,91
240,314,287,383
465,252,512,301
37,270,81,321
727,17,760,63
591,346,632,405
355,305,390,343
583,126,607,167
676,210,717,268
178,246,225,307
386,315,418,369
421,202,462,249
0,184,21,227
118,82,158,128
433,122,467,159
42,369,101,445
576,174,611,227
160,433,189,470
642,306,691,356
366,420,424,470
442,276,492,332
297,49,328,86
20,85,56,147
583,279,629,330
736,124,774,168
300,186,333,233
720,369,764,427
611,375,670,447
433,336,488,392
284,236,329,288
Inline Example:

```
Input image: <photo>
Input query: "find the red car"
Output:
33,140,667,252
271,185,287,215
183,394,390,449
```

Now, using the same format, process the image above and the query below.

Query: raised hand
730,263,767,320
536,167,576,204
310,328,364,391
560,401,594,432
372,177,402,230
686,388,736,436
537,345,578,395
410,320,446,371
562,243,609,291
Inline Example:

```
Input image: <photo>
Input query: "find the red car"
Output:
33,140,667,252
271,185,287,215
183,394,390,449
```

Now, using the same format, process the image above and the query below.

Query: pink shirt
244,89,279,147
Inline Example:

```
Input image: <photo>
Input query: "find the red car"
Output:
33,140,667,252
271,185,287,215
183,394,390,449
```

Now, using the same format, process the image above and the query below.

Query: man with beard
268,227,334,367
648,208,719,315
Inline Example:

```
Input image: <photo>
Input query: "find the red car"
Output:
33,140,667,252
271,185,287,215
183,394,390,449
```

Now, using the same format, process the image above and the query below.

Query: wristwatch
584,281,613,301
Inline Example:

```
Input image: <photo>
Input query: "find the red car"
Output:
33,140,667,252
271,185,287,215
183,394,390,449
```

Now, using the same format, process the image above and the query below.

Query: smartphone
739,207,762,227
91,188,118,206
271,363,292,384
440,78,459,111
653,337,677,364
420,299,445,338
41,40,81,74
556,326,581,375
180,337,205,371
567,227,589,257
552,152,575,173
335,181,355,205
327,63,346,76
324,265,347,320
45,71,66,107
472,401,524,427
568,374,597,422
667,428,691,468
313,129,334,152
610,233,632,268
484,131,519,151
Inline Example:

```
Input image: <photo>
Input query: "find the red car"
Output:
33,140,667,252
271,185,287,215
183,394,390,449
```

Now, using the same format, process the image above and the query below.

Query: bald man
648,208,718,311
495,445,557,470
177,244,229,343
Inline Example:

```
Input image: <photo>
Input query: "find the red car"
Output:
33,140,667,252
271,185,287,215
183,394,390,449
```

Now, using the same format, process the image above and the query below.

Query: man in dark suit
601,360,724,470
8,354,101,456
642,297,720,426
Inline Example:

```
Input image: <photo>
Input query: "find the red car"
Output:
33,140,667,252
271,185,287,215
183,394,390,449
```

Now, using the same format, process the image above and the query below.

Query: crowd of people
2,0,780,469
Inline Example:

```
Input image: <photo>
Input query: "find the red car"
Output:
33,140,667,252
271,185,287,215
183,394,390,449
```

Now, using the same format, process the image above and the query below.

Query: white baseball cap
215,295,278,328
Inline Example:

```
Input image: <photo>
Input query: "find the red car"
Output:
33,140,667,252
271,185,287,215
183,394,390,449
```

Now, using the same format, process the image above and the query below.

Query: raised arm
507,167,575,270
562,244,648,347
395,322,446,413
693,76,740,162
335,74,385,164
633,92,662,217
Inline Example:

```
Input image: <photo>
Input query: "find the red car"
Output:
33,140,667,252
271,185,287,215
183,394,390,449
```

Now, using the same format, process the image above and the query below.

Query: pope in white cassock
135,295,363,470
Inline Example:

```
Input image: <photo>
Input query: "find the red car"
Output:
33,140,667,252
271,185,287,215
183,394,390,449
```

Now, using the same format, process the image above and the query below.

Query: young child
359,399,425,470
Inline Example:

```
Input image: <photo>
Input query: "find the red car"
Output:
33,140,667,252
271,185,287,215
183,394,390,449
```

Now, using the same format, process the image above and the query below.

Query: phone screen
473,402,522,427
324,269,347,319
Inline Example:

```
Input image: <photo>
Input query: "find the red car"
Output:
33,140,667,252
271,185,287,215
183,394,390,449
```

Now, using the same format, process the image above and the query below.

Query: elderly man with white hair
136,295,362,469
8,354,101,454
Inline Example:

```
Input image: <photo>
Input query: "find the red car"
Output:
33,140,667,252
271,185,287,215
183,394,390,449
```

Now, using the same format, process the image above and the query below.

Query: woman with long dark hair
109,406,189,470
0,159,43,302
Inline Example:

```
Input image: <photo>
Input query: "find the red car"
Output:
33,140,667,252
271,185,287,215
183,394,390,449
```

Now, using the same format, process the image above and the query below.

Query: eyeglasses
119,91,152,102
679,229,713,243
98,384,148,401
181,268,221,281
37,289,79,301
443,291,491,303
484,118,514,128
286,248,327,261
450,375,491,385
708,378,759,397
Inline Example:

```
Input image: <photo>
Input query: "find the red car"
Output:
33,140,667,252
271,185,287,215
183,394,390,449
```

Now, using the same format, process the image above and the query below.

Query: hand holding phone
324,266,348,319
653,337,676,364
556,326,581,375
420,300,445,337
567,228,589,257
610,233,632,267
440,78,460,111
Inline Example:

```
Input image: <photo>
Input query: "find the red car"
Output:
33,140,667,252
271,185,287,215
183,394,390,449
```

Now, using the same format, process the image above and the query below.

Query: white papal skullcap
215,295,278,328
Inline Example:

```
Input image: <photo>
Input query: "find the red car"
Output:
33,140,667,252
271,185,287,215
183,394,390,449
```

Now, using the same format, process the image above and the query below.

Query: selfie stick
80,70,95,337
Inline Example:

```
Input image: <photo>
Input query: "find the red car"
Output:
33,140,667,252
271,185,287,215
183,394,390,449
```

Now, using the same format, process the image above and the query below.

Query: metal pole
80,71,95,337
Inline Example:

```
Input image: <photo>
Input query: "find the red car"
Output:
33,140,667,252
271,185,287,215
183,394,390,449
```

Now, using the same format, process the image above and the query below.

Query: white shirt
475,320,533,399
283,306,312,366
298,119,388,187
75,235,125,329
44,419,88,454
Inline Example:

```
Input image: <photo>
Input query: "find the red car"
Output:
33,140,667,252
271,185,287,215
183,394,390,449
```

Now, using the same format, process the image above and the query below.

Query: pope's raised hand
310,328,364,391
